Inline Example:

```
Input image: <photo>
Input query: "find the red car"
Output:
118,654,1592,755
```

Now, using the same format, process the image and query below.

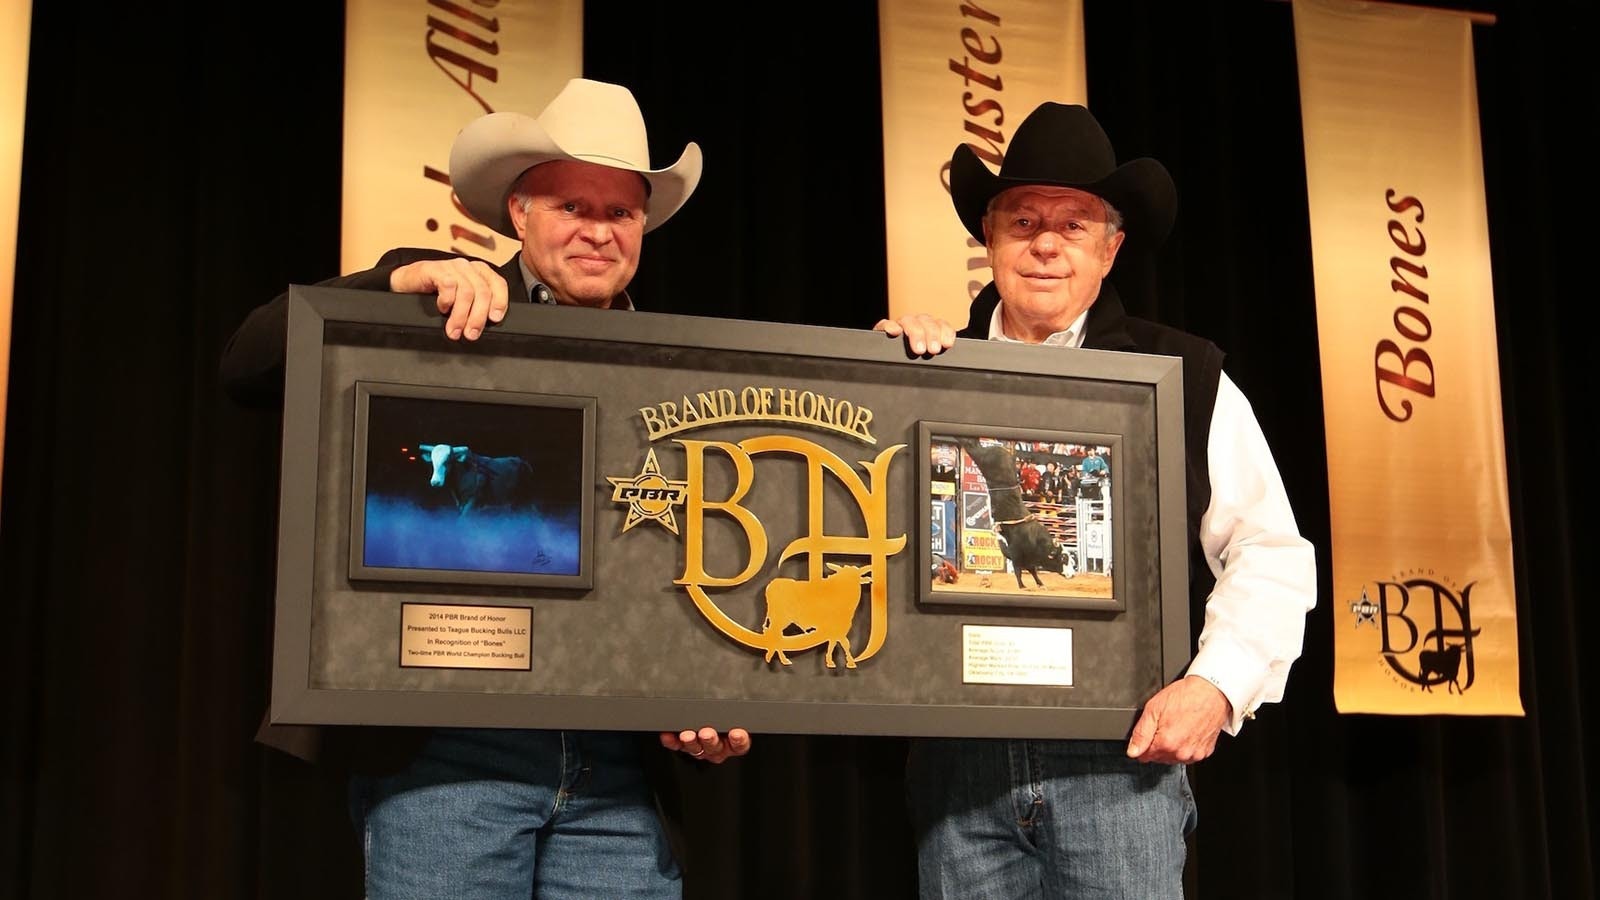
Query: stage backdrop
878,0,1085,325
1,0,30,500
340,0,581,272
1293,0,1521,716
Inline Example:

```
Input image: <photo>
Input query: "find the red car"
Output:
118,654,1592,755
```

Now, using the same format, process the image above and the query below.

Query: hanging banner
341,0,582,272
1,0,30,500
1293,0,1521,715
878,0,1086,324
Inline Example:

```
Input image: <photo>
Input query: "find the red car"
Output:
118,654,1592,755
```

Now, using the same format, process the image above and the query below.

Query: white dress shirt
987,304,1318,734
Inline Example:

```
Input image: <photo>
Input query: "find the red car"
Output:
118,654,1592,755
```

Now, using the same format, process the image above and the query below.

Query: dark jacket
221,247,506,410
960,281,1226,633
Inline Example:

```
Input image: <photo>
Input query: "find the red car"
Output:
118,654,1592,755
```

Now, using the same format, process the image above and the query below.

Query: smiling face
984,185,1125,343
508,159,649,308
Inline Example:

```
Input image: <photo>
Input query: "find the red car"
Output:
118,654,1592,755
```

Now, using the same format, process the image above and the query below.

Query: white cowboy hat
448,78,703,238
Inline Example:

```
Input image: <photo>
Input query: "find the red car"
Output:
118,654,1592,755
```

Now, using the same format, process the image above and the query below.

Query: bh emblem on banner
1349,570,1483,696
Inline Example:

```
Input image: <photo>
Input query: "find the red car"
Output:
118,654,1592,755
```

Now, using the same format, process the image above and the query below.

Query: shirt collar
516,257,635,310
986,302,1089,348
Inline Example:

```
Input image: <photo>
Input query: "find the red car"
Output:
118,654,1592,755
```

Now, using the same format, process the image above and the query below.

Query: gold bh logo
611,434,905,668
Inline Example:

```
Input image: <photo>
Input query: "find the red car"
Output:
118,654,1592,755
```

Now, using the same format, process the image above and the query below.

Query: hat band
572,152,649,170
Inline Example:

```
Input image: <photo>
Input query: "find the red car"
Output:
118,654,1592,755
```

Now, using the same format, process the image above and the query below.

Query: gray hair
1102,199,1124,238
510,167,651,226
985,193,1123,238
511,189,652,229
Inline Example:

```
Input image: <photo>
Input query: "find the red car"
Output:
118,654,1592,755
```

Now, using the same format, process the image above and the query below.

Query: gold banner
1293,0,1521,715
1,0,30,502
340,0,582,272
878,0,1085,324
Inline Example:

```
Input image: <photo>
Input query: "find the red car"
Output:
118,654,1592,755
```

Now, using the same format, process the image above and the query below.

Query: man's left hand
1125,675,1232,764
660,727,751,764
874,314,957,357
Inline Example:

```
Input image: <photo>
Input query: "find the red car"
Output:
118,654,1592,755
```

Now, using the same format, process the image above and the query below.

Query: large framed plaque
272,285,1191,739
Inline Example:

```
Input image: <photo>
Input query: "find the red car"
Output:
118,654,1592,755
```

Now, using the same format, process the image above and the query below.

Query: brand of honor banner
1293,0,1522,716
340,0,581,272
1,0,30,495
878,0,1085,324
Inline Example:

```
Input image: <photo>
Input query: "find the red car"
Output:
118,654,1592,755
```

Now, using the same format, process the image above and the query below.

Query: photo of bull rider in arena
928,431,1114,603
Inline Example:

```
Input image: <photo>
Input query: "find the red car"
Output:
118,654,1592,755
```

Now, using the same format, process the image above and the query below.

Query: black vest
960,282,1226,643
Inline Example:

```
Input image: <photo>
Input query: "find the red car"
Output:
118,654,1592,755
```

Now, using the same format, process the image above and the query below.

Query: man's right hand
661,727,752,764
874,314,957,357
390,258,510,341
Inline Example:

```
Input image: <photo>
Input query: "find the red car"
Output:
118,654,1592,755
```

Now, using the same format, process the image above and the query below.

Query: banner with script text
1,0,30,499
878,0,1085,324
341,0,581,272
1294,0,1521,715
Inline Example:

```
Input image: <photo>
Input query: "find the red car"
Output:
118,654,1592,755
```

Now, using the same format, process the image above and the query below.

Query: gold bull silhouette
761,563,872,669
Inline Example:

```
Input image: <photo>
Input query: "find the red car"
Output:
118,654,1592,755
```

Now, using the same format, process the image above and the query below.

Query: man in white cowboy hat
223,77,705,380
879,102,1316,898
221,78,746,900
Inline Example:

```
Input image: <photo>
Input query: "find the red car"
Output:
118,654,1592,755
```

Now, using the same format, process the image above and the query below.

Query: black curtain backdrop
3,2,1593,898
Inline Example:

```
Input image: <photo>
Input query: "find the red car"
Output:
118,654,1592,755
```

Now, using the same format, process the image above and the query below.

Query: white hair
985,192,1123,237
1102,199,1124,238
510,167,650,226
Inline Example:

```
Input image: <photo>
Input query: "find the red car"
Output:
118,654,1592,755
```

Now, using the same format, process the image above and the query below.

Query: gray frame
347,380,596,589
272,285,1193,739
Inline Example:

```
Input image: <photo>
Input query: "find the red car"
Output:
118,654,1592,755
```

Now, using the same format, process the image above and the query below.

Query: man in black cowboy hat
222,78,746,900
880,102,1316,898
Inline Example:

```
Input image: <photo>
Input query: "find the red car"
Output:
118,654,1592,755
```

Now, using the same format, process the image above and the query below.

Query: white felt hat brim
448,79,702,238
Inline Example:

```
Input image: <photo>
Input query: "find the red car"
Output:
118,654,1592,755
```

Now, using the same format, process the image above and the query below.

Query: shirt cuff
1186,633,1276,736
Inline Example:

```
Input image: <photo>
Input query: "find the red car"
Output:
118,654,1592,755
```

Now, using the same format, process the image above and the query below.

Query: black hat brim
950,143,1177,254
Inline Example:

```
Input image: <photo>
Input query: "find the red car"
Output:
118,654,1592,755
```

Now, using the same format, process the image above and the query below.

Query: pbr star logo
606,448,689,534
1349,587,1379,628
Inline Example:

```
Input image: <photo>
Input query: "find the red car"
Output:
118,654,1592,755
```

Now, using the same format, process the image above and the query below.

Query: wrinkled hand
660,727,751,764
389,258,510,341
874,314,957,357
1125,675,1232,765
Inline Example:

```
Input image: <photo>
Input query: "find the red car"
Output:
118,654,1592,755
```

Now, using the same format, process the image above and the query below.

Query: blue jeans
905,739,1196,899
348,728,680,900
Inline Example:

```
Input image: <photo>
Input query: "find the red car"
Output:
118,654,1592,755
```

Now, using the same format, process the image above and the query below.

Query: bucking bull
418,444,536,515
957,438,1068,589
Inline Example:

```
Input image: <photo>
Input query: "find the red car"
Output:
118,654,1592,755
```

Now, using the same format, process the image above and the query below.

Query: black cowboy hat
950,102,1176,252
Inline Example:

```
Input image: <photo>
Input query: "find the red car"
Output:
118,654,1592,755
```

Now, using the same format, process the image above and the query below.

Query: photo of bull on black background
272,286,1193,738
922,423,1122,612
348,382,595,588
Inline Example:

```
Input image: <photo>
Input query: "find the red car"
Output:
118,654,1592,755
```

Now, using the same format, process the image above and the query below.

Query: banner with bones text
878,0,1086,325
1293,0,1521,715
340,0,581,273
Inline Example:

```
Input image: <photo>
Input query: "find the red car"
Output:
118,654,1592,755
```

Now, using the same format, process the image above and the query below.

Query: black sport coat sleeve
218,247,498,407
